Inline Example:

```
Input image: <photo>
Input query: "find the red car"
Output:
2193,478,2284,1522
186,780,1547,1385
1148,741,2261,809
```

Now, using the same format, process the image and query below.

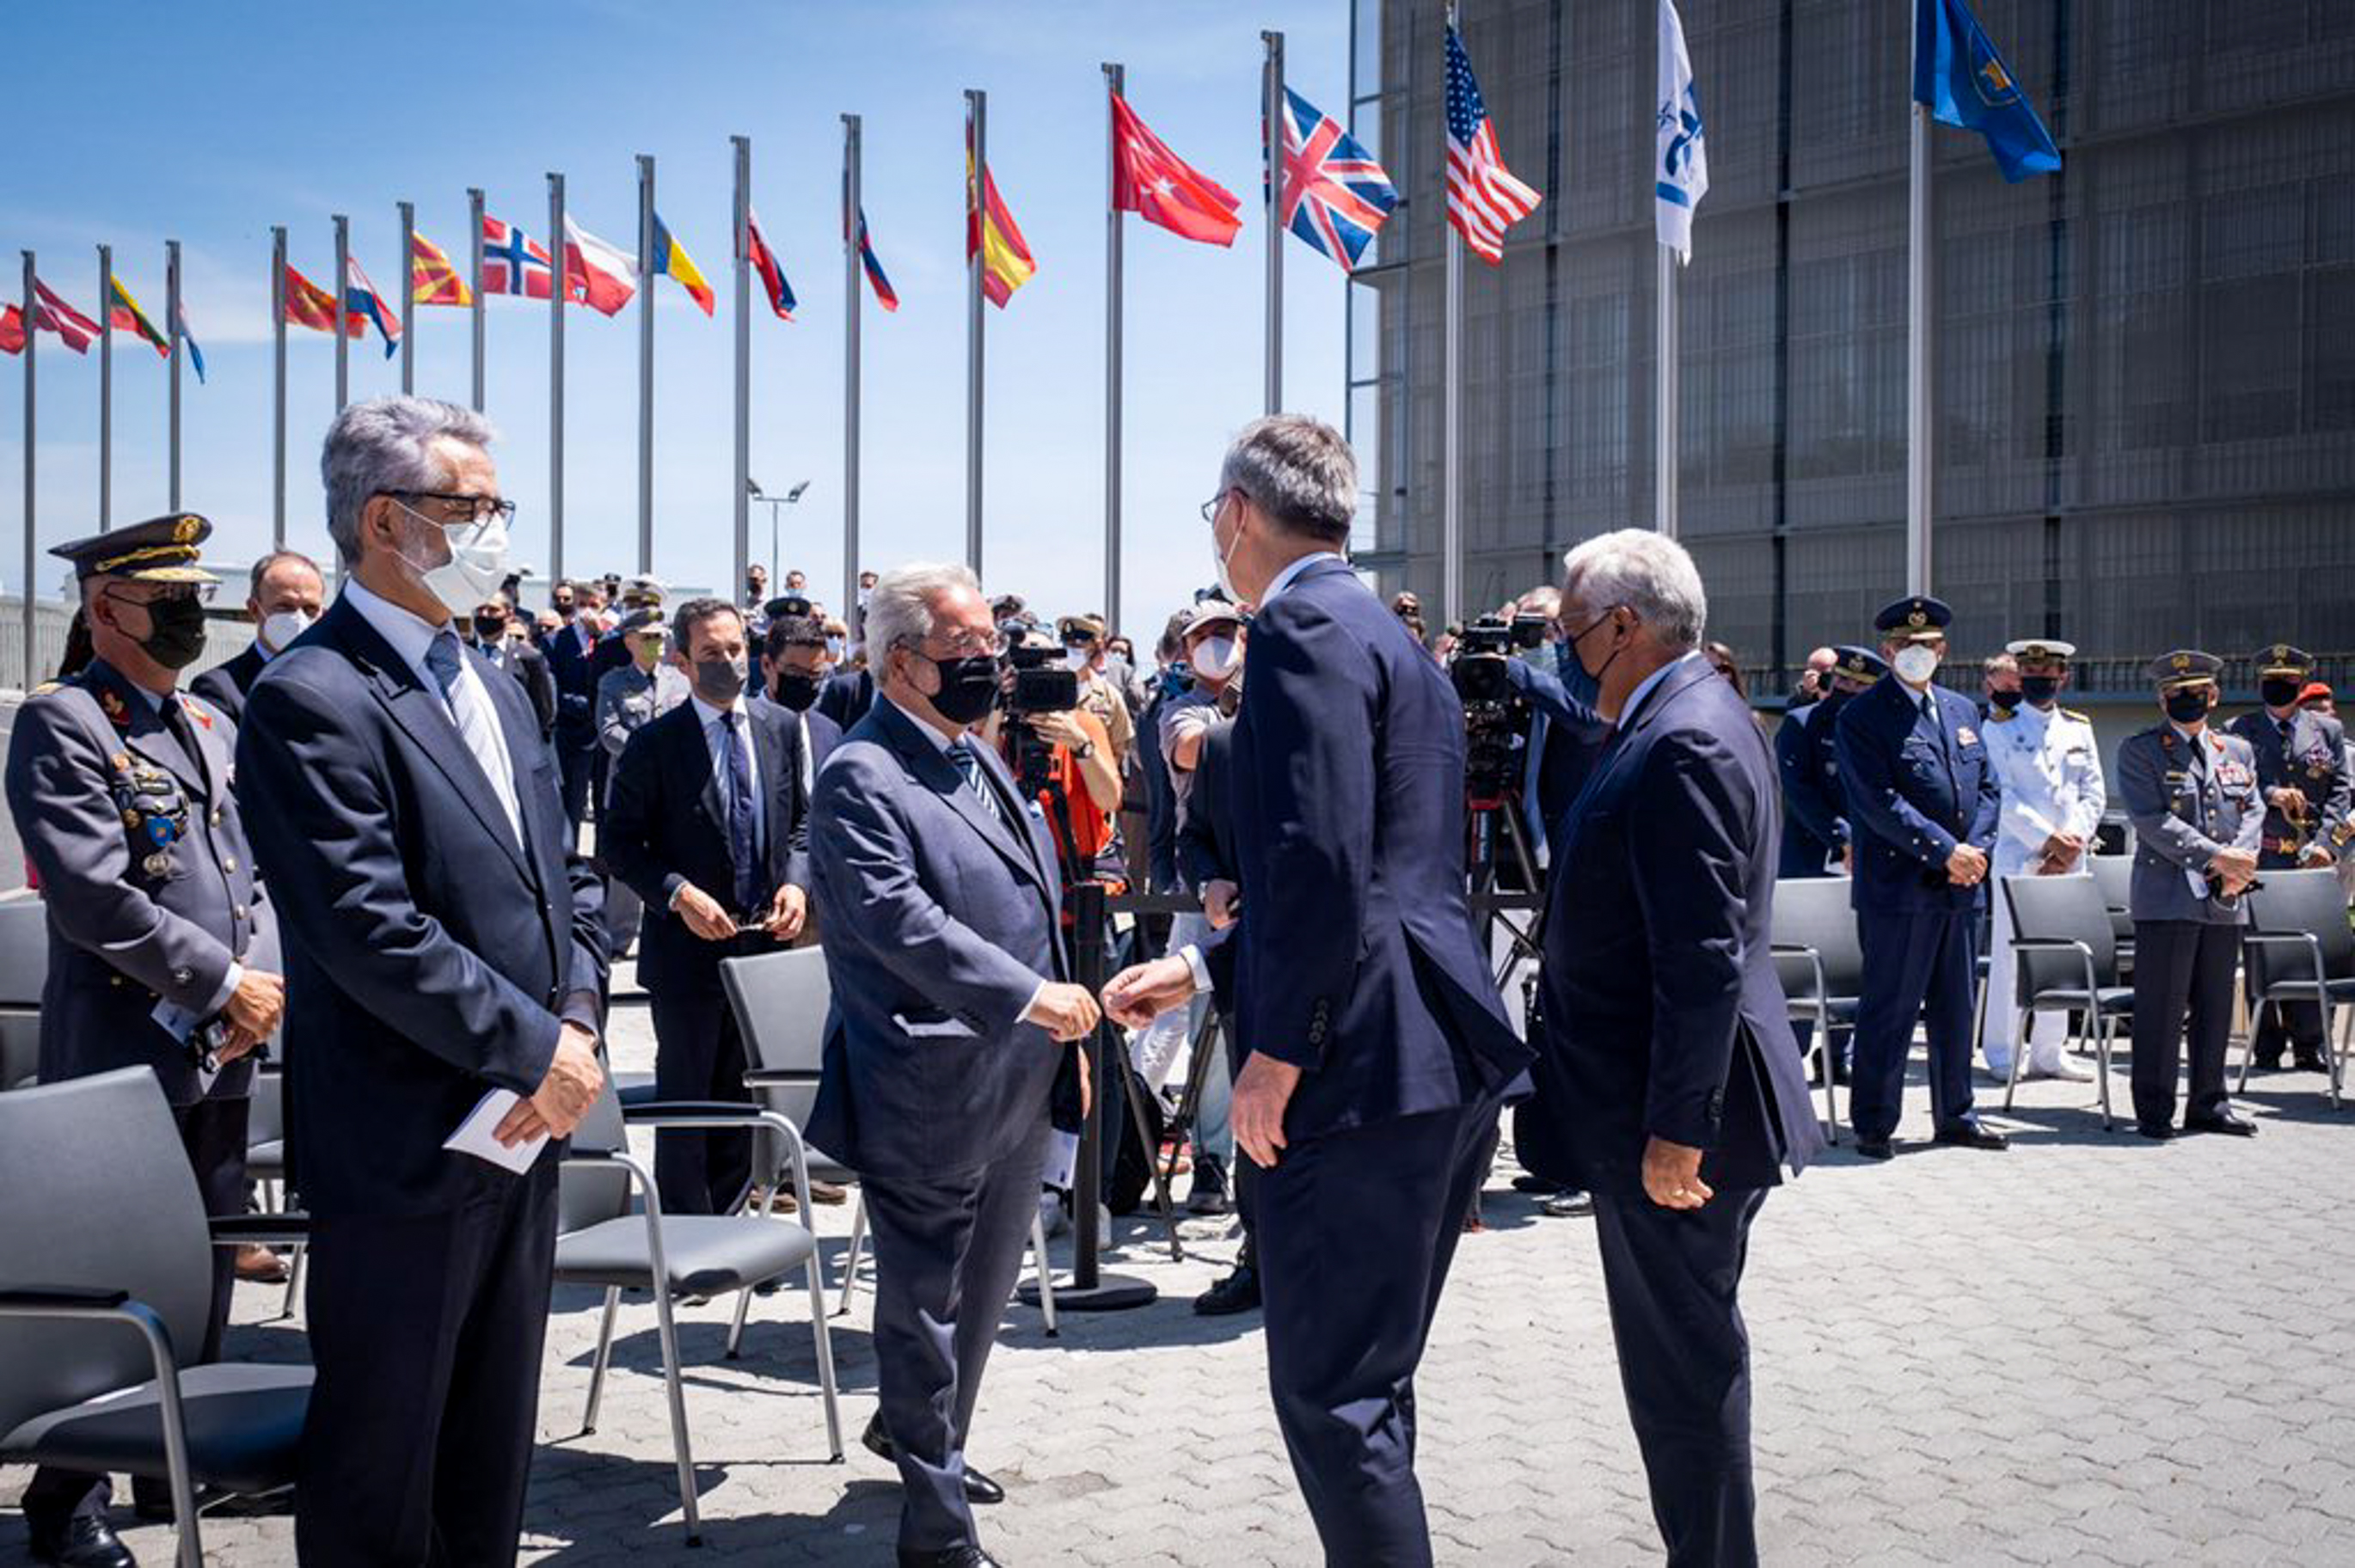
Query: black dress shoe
2292,1048,2330,1073
2135,1122,2175,1141
2252,1052,2285,1072
897,1547,1003,1567
864,1414,1004,1504
1511,1174,1566,1195
1854,1139,1895,1161
2184,1112,2260,1137
1193,1265,1262,1316
1932,1120,2010,1151
29,1515,136,1568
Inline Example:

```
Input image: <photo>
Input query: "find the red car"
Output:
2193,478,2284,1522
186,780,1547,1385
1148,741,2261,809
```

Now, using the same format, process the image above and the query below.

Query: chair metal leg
1031,1211,1059,1338
2096,1015,2117,1131
804,1245,844,1460
834,1191,868,1317
650,1272,701,1544
1817,1001,1840,1146
2002,1008,2031,1112
278,1243,305,1323
582,1285,621,1435
2236,999,2273,1094
2325,1000,2342,1111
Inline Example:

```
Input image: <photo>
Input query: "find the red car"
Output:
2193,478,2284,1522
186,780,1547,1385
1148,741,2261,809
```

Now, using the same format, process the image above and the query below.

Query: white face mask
1064,646,1092,672
258,608,315,654
1211,502,1244,603
1191,634,1241,682
394,503,512,617
1892,645,1941,686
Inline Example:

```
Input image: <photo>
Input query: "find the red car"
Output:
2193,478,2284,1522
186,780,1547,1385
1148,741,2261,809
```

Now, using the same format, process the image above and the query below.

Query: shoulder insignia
97,688,131,729
29,680,62,697
1957,726,1978,746
181,698,215,731
2063,707,2090,724
1990,709,2016,724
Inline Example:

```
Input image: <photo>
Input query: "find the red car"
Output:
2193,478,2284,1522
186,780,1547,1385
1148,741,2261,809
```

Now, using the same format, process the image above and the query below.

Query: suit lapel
89,662,208,797
874,700,1046,891
752,703,794,882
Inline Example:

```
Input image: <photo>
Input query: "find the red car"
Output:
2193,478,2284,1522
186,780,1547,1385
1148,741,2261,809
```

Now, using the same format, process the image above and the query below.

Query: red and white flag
1111,92,1243,248
1444,24,1542,265
32,279,101,353
561,216,636,316
482,214,556,299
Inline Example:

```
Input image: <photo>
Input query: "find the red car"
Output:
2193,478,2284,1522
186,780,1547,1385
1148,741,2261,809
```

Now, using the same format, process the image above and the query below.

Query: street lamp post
746,477,813,593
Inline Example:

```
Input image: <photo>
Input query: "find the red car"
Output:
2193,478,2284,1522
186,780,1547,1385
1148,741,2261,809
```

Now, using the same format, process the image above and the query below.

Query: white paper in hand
444,1088,547,1174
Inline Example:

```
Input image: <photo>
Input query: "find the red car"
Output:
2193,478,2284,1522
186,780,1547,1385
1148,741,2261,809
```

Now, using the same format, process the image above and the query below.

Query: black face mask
1988,687,2023,713
927,653,1002,726
771,671,820,712
1821,687,1854,714
474,615,506,642
2165,688,2211,725
2261,677,2301,709
2021,675,2060,706
1566,609,1623,687
132,594,210,671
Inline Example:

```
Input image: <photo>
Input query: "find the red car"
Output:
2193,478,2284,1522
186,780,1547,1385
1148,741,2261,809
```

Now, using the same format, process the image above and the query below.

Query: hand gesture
1024,982,1103,1044
674,883,739,941
498,1023,604,1147
1101,955,1196,1029
763,884,808,942
1641,1136,1713,1210
1232,1050,1303,1170
1028,710,1091,753
1203,879,1241,930
1945,844,1989,887
222,968,285,1042
2268,786,2309,819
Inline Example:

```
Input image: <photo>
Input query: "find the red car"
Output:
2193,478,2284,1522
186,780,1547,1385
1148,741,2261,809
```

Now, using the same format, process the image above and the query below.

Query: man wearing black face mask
5,514,285,1568
469,592,556,739
2226,644,2352,1070
757,609,844,790
604,597,812,1217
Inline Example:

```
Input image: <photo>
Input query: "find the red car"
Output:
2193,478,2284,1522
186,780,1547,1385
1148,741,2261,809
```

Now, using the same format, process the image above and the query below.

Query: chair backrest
2244,868,2355,995
2088,855,2135,946
0,896,48,1008
1769,878,1864,1001
0,1068,214,1438
555,1072,634,1234
721,947,833,1132
2002,873,2119,998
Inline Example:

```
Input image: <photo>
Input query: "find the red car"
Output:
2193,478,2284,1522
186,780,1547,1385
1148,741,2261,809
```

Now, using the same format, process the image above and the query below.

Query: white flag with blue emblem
1656,0,1708,262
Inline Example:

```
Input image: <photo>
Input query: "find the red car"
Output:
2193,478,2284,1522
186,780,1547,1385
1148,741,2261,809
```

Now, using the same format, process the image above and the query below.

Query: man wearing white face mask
1058,612,1138,772
192,548,325,726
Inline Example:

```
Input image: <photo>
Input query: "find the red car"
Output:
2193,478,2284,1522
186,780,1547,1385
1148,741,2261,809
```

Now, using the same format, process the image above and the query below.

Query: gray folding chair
1999,874,2137,1127
0,894,48,1091
240,1064,306,1322
0,1068,311,1568
721,946,1059,1333
2237,868,2353,1107
2090,854,2136,977
1769,878,1861,1145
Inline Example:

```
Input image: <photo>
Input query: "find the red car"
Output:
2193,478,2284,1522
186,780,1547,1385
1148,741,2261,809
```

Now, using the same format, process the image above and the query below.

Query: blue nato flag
1914,0,2063,182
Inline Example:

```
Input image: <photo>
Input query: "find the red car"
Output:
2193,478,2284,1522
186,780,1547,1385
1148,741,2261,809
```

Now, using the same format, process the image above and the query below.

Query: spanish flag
411,230,472,307
651,214,714,316
966,137,1035,309
107,275,171,358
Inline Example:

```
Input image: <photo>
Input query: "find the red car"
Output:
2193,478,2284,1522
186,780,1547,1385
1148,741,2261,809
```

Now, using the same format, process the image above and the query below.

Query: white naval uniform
1983,701,2107,1069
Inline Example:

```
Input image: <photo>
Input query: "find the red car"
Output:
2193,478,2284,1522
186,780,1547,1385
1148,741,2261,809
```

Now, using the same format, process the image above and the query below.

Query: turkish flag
1111,93,1243,248
0,303,22,355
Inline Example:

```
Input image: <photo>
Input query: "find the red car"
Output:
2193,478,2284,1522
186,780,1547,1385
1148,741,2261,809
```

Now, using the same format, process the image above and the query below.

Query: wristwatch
1074,741,1095,761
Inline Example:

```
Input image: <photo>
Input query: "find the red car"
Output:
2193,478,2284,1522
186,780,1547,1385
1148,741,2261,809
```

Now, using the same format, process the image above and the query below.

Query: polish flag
561,217,636,316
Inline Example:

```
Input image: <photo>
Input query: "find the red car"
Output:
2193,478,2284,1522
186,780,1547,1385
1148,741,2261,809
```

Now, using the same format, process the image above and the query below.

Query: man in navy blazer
236,397,608,1566
1521,530,1823,1567
1106,416,1530,1566
604,597,811,1216
1834,595,2007,1160
542,577,607,836
804,561,1101,1568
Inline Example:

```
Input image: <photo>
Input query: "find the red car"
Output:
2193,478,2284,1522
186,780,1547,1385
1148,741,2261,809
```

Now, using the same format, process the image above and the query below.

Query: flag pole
1443,230,1463,628
732,134,751,609
20,251,35,689
271,226,287,549
549,172,567,588
1655,244,1678,538
1906,100,1931,596
636,153,656,576
397,199,416,395
1103,62,1125,630
333,214,350,413
165,239,183,509
1262,30,1285,416
965,88,986,577
843,113,862,617
97,243,113,531
468,188,486,413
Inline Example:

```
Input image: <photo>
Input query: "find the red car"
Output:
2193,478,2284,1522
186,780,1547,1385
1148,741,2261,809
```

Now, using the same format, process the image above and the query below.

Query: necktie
425,630,523,845
1922,692,1938,725
161,696,209,792
719,710,761,915
950,738,1005,830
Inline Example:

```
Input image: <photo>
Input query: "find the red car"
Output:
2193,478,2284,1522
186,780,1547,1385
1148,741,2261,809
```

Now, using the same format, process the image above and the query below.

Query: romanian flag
651,214,714,315
965,132,1035,309
746,208,795,321
411,230,471,307
107,276,172,358
0,303,22,355
283,262,349,334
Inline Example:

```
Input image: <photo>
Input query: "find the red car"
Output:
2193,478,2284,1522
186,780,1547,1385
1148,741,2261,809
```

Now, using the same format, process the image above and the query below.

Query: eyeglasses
382,491,518,526
104,581,218,608
912,630,1005,661
1199,488,1236,524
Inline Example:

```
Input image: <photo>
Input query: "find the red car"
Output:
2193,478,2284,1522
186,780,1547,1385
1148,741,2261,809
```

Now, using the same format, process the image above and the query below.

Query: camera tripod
1466,790,1547,989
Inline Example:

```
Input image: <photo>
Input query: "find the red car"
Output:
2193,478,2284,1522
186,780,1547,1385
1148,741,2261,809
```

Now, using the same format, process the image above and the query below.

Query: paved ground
9,972,2355,1566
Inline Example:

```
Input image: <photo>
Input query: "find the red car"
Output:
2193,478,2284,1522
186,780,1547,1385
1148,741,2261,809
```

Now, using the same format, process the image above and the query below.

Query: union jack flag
1277,87,1396,273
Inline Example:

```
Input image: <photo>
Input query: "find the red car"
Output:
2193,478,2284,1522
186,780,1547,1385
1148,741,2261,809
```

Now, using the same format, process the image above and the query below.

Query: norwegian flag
1277,87,1397,273
481,214,555,299
1445,25,1542,264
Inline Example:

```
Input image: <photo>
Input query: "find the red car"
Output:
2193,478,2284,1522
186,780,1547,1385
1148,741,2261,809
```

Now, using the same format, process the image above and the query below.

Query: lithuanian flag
107,275,171,358
651,214,714,316
966,143,1035,309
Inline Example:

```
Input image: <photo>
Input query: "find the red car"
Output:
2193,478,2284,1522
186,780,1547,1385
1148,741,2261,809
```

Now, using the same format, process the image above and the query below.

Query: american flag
1444,25,1541,264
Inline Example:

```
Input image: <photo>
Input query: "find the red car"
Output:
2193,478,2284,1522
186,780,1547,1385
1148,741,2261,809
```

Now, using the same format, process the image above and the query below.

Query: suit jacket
804,698,1069,1180
815,666,875,732
478,635,557,739
2116,723,2263,925
5,658,273,1105
2226,707,2352,863
543,620,603,752
1774,698,1843,874
1519,658,1824,1196
1205,557,1530,1139
235,596,608,1216
1506,655,1610,842
603,697,812,993
189,642,269,729
1175,714,1239,896
1834,675,2001,914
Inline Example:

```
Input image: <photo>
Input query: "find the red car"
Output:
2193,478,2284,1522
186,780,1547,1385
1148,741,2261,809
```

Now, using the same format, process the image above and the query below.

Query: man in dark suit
757,602,845,781
542,577,608,837
817,658,876,732
804,561,1101,1568
190,548,325,726
1519,529,1823,1567
469,592,557,742
604,597,810,1216
1833,596,2006,1161
5,514,286,1568
236,396,608,1566
1105,416,1530,1567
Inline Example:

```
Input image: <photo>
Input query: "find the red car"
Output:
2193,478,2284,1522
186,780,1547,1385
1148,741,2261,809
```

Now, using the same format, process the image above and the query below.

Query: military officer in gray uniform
2227,644,2353,1071
593,607,688,957
2116,651,2262,1141
3,513,285,1568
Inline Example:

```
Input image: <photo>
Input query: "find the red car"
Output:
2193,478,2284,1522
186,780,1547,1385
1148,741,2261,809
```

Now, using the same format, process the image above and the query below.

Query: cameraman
982,633,1125,886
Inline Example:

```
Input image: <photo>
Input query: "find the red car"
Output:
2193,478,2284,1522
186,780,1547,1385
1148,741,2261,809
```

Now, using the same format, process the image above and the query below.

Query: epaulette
28,680,60,697
2063,707,2090,724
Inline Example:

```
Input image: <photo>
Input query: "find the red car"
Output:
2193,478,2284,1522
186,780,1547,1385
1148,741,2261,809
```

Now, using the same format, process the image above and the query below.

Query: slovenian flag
651,212,714,315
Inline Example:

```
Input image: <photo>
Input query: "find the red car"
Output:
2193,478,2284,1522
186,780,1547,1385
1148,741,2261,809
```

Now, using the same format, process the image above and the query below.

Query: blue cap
1873,595,1952,639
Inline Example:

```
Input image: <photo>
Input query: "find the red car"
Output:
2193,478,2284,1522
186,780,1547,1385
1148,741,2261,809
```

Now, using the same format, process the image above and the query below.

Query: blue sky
2,0,1354,632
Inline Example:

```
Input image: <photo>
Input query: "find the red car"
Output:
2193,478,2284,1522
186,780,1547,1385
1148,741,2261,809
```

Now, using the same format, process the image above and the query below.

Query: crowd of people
4,392,2350,1568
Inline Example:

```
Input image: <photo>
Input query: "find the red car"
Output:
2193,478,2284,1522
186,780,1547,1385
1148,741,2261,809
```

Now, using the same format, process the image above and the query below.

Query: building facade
1345,0,2355,700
